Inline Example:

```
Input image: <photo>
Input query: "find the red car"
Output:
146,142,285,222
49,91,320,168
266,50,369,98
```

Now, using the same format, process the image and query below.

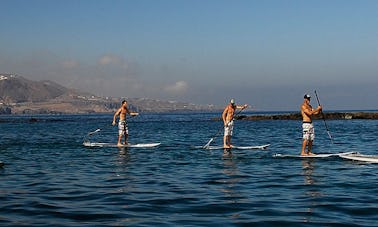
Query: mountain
0,74,220,114
0,74,70,103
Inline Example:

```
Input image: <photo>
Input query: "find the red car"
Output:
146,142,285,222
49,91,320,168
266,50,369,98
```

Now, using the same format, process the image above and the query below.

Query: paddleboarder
112,100,139,146
301,94,322,156
222,99,248,148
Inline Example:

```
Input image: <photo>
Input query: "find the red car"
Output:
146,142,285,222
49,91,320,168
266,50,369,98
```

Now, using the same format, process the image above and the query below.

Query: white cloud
61,60,80,69
98,54,122,66
164,81,189,94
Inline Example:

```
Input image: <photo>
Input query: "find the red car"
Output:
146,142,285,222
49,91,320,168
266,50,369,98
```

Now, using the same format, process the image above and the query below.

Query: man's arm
222,107,228,125
302,105,322,116
236,104,248,110
112,108,121,125
312,106,322,115
126,107,139,116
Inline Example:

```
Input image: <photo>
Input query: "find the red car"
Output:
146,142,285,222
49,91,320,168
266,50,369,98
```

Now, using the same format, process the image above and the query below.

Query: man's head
122,100,128,105
304,94,311,101
230,99,235,106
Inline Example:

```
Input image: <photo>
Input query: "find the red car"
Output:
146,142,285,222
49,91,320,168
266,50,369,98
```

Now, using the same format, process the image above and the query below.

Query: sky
1,0,377,111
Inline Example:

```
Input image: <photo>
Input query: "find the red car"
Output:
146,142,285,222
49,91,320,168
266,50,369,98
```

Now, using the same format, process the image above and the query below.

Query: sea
0,112,377,226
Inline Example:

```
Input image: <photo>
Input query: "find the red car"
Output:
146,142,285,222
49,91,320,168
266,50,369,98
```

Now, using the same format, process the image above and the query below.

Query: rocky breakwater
233,112,378,121
209,112,378,121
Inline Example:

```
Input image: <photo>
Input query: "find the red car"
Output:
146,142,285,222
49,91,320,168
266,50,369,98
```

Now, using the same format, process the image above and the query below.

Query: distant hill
0,74,71,103
0,74,220,114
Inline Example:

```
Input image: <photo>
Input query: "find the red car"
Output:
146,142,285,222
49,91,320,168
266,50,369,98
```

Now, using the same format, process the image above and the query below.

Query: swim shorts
302,123,315,141
118,120,129,136
224,120,234,136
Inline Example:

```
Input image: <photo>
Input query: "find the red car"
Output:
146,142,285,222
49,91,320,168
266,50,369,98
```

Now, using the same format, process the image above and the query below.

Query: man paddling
112,100,139,146
222,99,248,148
301,94,322,156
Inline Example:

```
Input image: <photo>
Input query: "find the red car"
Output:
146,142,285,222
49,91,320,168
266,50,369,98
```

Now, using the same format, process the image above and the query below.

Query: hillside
0,74,220,114
0,74,70,103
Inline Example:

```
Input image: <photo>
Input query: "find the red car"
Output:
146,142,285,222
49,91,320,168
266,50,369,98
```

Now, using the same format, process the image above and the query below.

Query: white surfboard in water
83,142,161,148
273,151,358,158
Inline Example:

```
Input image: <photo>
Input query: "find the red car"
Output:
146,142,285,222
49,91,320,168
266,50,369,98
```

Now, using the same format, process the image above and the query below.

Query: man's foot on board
300,152,315,156
117,143,123,147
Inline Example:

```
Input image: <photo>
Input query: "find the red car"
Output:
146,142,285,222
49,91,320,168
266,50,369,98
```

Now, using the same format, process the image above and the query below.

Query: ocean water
0,112,377,226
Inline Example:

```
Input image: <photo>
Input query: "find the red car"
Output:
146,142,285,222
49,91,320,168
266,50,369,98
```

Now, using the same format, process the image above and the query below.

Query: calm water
0,113,377,226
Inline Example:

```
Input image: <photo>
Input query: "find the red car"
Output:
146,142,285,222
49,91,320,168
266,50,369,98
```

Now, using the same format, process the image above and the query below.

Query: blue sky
1,0,377,110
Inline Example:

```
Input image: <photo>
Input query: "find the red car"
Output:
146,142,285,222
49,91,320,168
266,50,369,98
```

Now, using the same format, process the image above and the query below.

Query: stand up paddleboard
83,142,161,148
194,144,270,150
273,151,357,158
339,153,378,163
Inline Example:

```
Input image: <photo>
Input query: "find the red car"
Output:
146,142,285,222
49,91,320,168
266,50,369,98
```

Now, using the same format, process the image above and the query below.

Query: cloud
164,81,189,95
98,54,122,66
61,60,80,69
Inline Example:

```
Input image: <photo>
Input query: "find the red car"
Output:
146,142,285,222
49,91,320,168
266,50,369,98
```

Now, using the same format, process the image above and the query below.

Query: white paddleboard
339,153,378,163
195,144,270,150
273,151,357,158
83,142,161,148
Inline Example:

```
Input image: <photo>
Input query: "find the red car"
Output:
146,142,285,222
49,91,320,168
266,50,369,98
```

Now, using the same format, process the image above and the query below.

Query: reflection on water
301,159,324,223
302,159,315,185
221,148,243,220
118,147,129,156
222,148,233,159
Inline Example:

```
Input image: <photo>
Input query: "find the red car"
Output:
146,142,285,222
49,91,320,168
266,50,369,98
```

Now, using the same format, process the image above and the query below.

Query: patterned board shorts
224,121,234,136
302,123,315,141
118,120,129,136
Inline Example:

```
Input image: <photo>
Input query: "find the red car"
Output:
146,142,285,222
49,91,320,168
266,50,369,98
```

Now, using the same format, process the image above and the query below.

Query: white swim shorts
302,123,315,141
224,120,234,136
118,120,129,136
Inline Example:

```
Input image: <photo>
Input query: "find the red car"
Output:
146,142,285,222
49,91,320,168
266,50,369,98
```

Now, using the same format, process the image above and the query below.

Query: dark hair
122,100,127,104
304,94,311,100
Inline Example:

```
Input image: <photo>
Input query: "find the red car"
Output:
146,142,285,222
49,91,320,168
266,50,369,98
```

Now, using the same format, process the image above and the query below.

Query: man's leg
223,135,228,148
124,133,129,144
117,134,123,146
307,140,313,155
301,139,308,155
227,135,232,147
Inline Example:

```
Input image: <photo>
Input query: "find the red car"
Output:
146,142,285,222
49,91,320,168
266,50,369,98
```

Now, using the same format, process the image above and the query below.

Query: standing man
301,94,322,156
222,99,248,148
112,100,139,146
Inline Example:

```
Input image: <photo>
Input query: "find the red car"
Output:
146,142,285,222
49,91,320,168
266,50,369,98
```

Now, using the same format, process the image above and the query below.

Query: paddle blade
88,129,101,135
203,138,214,149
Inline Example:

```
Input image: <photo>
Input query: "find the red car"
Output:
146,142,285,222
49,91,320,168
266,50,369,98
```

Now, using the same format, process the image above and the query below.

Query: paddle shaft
314,90,333,143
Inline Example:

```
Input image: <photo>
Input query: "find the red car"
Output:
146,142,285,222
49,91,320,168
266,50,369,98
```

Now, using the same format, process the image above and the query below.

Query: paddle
88,128,101,135
203,106,247,149
314,90,333,143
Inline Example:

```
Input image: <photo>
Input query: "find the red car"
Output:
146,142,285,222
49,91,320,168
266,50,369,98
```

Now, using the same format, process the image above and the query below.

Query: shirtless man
222,99,248,148
301,94,322,156
112,100,139,146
